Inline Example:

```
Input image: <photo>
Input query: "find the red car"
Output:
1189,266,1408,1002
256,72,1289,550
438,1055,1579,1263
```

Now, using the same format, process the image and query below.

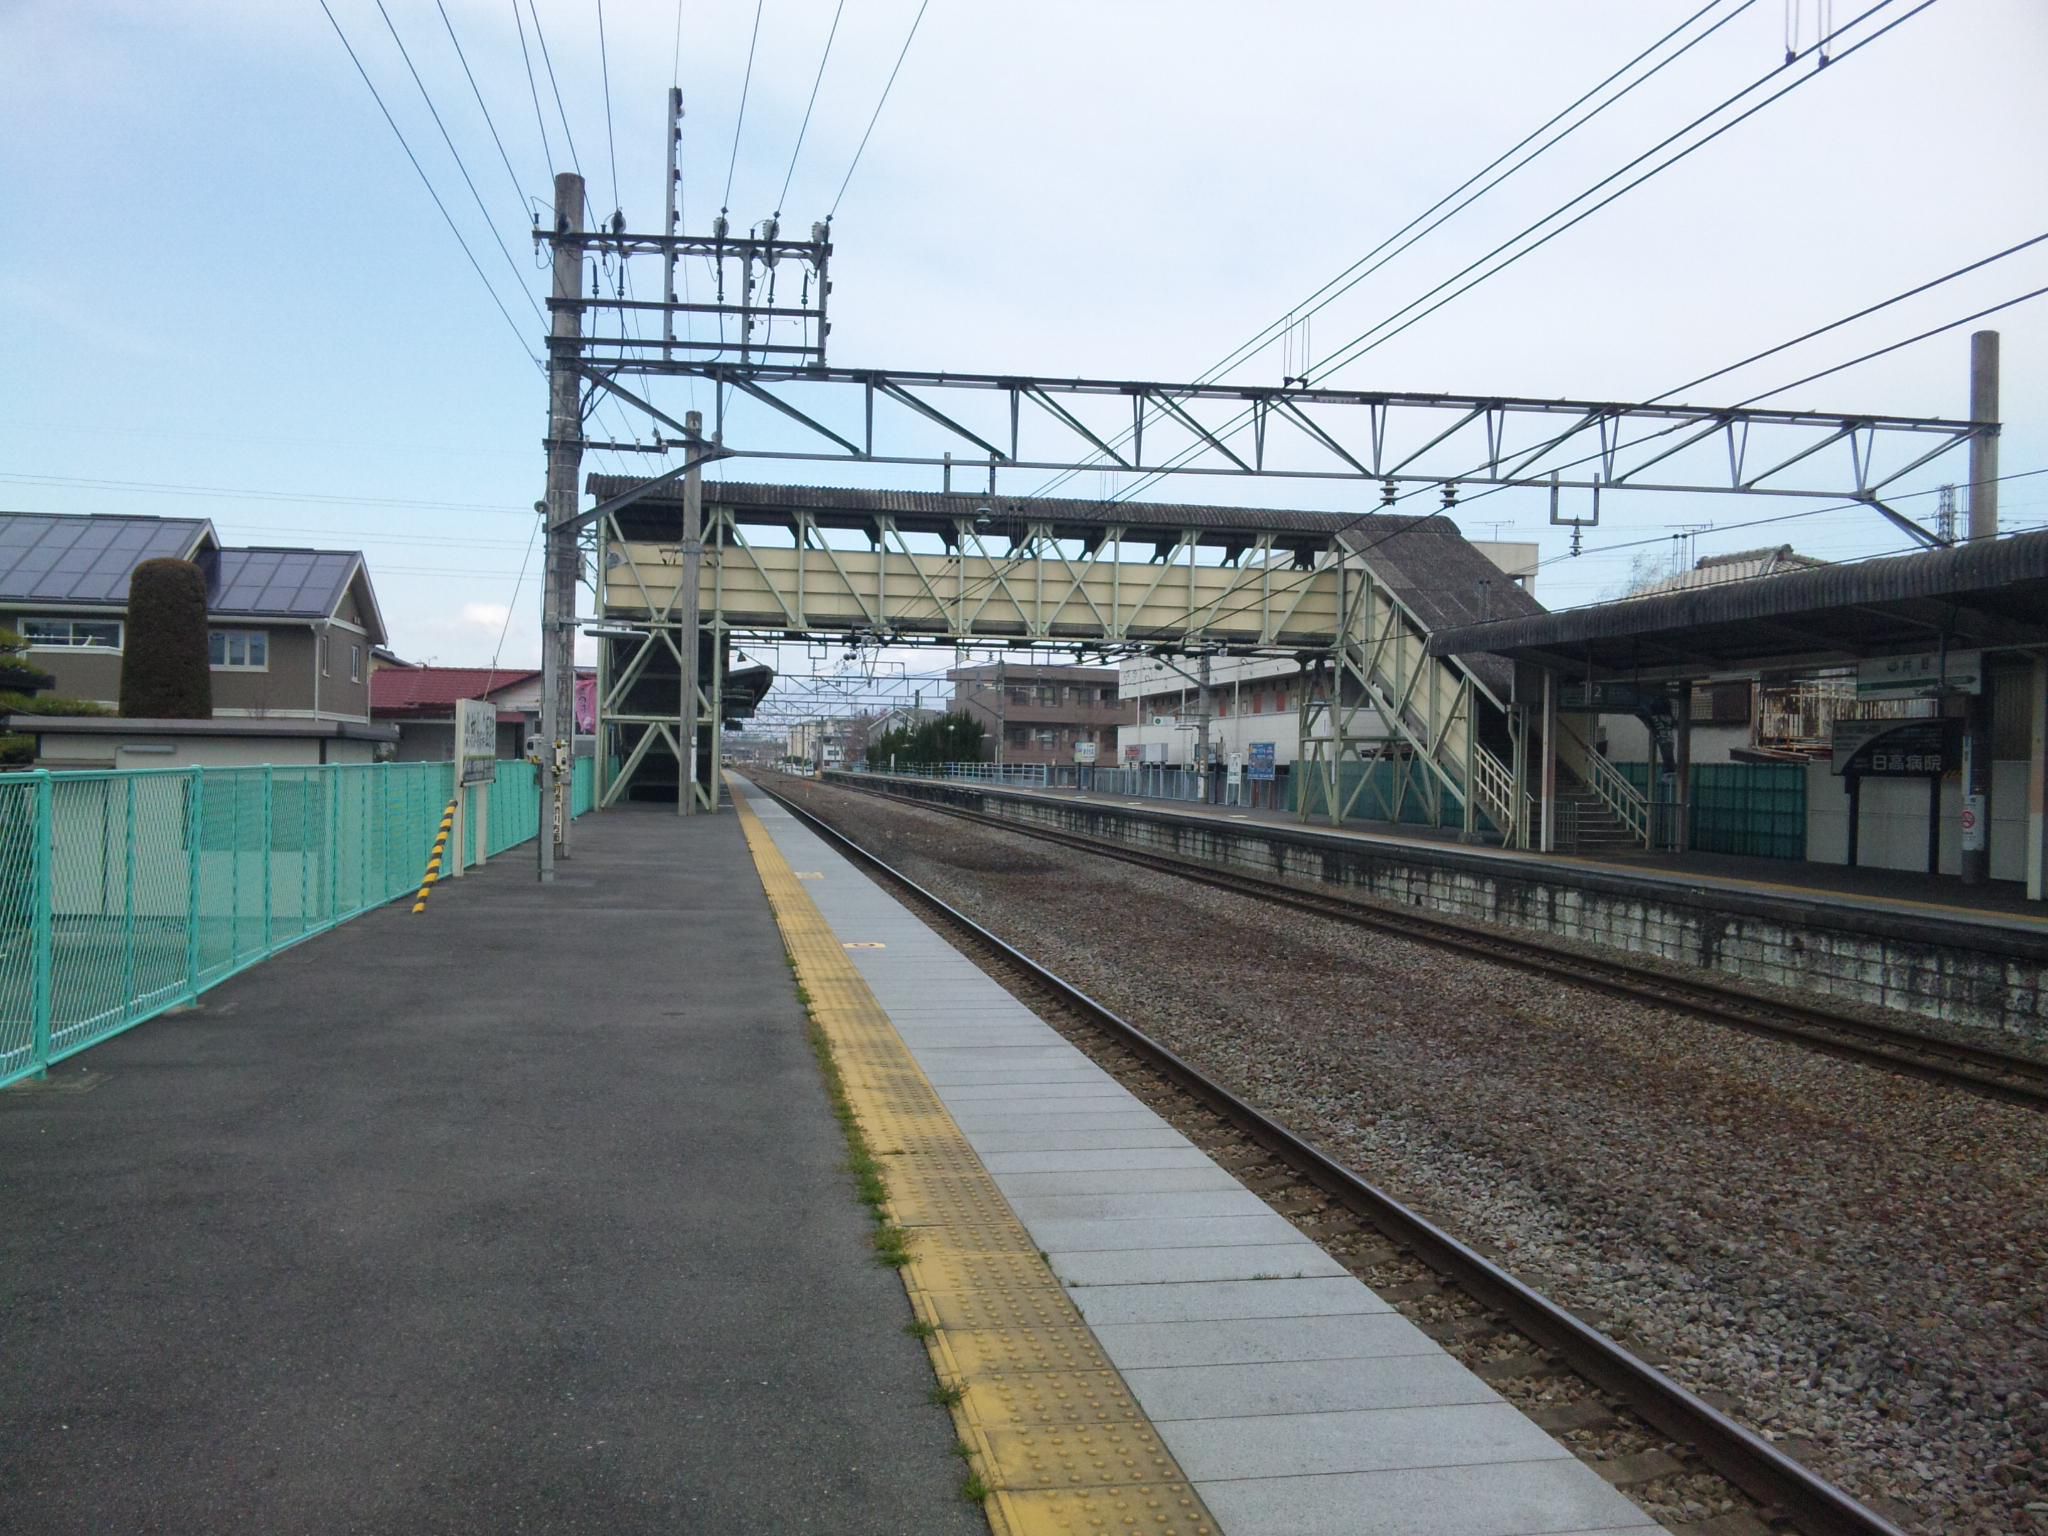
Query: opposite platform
735,778,1657,1536
0,805,983,1536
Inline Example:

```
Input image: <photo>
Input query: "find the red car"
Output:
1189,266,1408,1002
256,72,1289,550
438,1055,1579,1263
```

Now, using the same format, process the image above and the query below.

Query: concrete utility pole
1968,330,1999,541
994,654,1006,767
538,170,584,882
1961,329,2000,884
1196,649,1213,802
679,409,705,814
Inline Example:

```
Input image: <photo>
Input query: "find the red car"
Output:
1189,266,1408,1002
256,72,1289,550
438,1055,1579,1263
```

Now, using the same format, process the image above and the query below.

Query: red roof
371,666,539,717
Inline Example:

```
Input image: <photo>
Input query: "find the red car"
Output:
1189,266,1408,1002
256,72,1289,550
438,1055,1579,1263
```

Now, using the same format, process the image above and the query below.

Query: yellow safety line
733,791,1218,1536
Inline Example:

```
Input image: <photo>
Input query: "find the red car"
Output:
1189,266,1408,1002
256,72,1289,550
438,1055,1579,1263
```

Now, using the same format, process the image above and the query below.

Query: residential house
0,511,385,722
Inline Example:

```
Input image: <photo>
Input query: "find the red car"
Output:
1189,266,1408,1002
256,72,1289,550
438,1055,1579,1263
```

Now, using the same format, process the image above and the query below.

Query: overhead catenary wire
595,0,622,217
513,0,556,179
526,0,585,179
829,0,930,220
776,0,847,216
315,0,536,364
723,0,765,212
1031,0,1750,498
436,0,529,218
1107,0,1930,506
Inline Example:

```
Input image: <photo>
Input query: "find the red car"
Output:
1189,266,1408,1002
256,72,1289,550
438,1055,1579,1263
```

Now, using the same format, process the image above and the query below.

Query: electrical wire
371,0,546,326
723,0,765,212
1108,0,1930,505
1030,0,1749,497
436,0,529,219
1737,284,2048,403
775,0,846,216
527,0,584,179
513,0,556,180
829,0,930,219
315,0,536,364
596,0,621,216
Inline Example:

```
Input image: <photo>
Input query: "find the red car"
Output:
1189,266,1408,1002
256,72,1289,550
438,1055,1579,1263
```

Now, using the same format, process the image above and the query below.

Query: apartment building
948,662,1131,766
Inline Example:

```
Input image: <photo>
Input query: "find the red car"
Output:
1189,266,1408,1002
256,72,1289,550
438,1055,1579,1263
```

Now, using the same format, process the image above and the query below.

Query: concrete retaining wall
837,773,2048,1049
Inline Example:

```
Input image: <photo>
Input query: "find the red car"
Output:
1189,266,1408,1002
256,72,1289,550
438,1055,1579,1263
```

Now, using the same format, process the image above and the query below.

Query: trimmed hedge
120,558,213,719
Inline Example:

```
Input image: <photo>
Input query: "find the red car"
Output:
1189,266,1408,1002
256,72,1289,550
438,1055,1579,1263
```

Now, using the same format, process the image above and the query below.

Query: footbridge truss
588,480,1577,844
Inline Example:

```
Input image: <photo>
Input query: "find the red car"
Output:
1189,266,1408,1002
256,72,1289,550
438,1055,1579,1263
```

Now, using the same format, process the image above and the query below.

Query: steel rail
842,782,2048,1112
757,776,1911,1536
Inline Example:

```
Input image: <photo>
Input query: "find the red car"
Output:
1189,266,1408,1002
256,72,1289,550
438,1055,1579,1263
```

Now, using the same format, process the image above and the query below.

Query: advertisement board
1830,717,1960,778
1073,741,1097,765
1248,742,1277,782
456,698,498,785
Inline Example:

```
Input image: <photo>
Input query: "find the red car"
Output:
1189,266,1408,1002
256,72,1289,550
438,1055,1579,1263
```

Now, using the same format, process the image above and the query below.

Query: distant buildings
947,662,1129,766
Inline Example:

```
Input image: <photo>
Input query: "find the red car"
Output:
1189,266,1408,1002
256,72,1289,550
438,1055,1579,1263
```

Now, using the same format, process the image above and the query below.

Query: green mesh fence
0,756,601,1089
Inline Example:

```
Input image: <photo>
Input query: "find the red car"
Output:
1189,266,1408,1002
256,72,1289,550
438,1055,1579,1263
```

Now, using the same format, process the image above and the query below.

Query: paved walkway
0,807,983,1536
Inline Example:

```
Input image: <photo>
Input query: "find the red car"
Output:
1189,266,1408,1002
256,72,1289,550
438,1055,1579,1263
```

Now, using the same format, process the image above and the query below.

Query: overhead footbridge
588,478,1569,845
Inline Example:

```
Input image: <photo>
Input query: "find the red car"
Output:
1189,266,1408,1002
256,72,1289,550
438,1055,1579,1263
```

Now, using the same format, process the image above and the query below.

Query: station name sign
1854,649,1981,700
1831,717,1960,778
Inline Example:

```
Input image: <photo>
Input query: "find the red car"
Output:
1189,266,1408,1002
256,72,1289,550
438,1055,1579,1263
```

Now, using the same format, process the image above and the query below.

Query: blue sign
1248,742,1276,782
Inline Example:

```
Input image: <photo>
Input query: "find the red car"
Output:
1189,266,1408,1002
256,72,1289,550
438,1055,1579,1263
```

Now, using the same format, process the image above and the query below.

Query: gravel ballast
783,778,2048,1536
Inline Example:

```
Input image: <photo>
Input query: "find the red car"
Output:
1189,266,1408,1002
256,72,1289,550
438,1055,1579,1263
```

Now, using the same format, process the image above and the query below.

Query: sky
2,0,2044,730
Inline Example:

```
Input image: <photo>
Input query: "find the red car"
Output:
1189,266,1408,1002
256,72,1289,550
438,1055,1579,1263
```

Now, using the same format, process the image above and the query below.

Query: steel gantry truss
574,361,1984,545
534,159,1995,859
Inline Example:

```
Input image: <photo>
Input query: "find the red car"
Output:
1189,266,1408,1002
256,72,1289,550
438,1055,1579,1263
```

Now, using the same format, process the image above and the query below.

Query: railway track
834,780,2048,1113
758,775,1913,1536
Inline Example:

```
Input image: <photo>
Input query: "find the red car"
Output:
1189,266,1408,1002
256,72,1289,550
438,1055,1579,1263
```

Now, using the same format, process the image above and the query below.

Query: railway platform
732,776,1659,1536
0,805,983,1536
829,772,2048,1043
847,775,2048,934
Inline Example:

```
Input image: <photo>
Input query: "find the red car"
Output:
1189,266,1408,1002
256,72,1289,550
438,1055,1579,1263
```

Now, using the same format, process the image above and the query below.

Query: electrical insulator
1440,482,1459,510
712,211,729,242
760,216,780,266
811,221,828,246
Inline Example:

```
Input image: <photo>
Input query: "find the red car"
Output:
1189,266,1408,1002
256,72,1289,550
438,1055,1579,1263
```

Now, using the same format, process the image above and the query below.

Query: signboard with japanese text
455,699,497,785
1831,717,1960,778
1227,752,1243,786
1855,649,1981,700
1248,742,1277,782
1073,741,1097,765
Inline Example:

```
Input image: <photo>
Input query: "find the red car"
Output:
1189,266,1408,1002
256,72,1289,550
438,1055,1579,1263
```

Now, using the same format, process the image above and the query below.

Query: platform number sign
1248,742,1277,782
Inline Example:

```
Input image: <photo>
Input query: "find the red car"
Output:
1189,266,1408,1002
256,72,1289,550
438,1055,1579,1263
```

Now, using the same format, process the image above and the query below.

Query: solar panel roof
212,548,360,620
0,513,212,603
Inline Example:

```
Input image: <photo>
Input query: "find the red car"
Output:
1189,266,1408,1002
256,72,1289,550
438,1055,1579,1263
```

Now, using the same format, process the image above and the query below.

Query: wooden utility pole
538,171,584,881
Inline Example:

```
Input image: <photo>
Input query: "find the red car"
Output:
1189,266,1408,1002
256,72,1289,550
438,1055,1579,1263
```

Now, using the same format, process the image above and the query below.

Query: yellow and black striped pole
412,798,459,915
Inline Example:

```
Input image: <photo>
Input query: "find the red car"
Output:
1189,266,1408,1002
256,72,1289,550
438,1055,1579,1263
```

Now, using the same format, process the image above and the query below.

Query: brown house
0,512,386,721
948,662,1131,765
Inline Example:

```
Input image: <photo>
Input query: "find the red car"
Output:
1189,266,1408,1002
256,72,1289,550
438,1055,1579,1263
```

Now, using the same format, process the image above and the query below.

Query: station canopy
1426,528,2048,682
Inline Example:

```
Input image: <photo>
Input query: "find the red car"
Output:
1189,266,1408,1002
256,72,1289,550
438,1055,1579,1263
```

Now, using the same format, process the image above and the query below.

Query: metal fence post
185,767,204,992
123,774,137,1025
262,765,274,952
30,771,53,1075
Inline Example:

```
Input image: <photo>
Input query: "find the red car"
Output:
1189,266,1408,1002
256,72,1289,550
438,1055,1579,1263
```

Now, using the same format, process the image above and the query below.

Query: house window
319,635,331,676
21,617,122,650
1277,690,1290,713
1251,692,1263,715
349,644,363,682
208,630,269,670
1217,697,1229,717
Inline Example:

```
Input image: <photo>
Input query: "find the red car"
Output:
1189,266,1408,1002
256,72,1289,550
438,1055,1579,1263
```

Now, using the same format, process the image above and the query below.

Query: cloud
461,602,509,631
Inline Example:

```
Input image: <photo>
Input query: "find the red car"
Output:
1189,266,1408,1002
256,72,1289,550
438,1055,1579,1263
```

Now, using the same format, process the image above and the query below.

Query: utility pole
1196,649,1213,802
1961,329,2000,884
663,88,682,363
679,409,705,814
994,653,1006,767
538,170,584,882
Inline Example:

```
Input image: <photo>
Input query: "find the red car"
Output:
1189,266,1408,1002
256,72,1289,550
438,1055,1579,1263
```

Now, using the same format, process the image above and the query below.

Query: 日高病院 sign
1831,717,1960,778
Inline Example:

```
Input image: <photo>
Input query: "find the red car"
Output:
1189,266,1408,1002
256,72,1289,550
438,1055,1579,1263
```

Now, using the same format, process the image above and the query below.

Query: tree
869,712,986,768
120,558,213,718
0,627,110,764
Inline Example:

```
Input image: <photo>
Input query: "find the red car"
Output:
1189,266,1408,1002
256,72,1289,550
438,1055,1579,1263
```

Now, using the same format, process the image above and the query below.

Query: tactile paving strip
735,790,1218,1536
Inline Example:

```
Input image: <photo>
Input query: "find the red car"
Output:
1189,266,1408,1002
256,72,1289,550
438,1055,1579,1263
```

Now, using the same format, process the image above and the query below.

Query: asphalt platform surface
0,805,984,1536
